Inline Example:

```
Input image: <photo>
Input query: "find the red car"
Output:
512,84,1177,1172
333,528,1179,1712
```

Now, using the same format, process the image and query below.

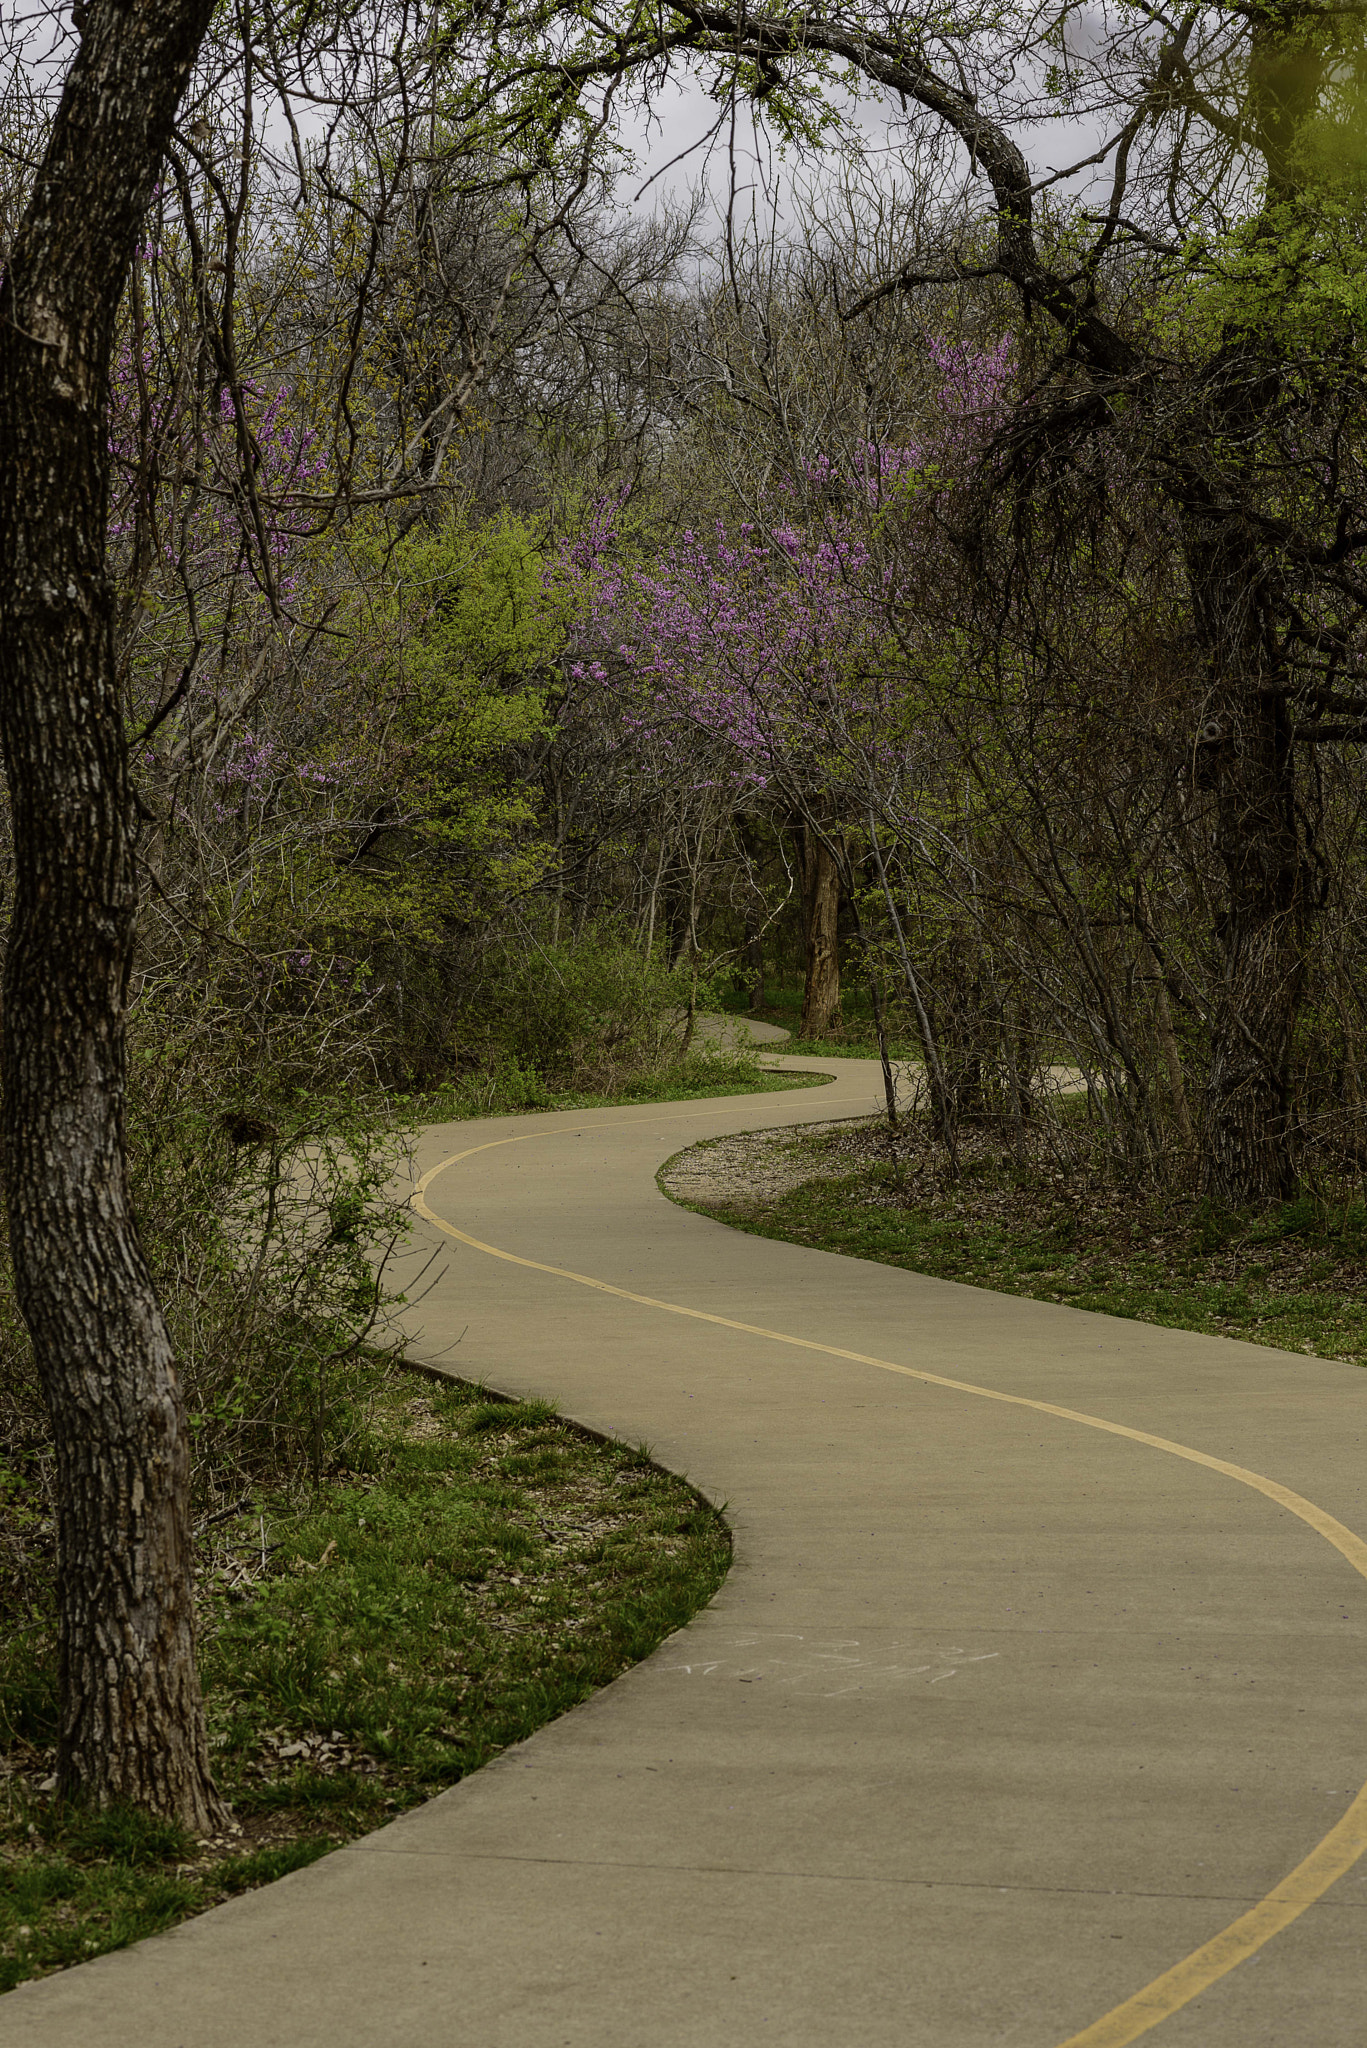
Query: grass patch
756,1032,903,1060
407,1042,831,1120
0,1372,730,1991
662,1118,1367,1365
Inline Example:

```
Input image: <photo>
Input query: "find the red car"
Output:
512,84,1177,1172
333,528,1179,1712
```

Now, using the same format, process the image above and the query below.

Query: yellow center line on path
412,1116,1367,2048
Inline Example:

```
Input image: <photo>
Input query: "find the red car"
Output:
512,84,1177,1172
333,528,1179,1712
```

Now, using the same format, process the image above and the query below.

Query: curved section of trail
10,1039,1367,2045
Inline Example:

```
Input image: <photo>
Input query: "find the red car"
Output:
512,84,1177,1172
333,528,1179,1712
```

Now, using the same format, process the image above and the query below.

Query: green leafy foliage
337,506,565,944
1155,196,1367,358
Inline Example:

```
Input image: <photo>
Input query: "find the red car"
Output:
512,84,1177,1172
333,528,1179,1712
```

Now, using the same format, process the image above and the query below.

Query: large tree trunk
0,0,225,1825
1183,499,1305,1205
798,820,842,1037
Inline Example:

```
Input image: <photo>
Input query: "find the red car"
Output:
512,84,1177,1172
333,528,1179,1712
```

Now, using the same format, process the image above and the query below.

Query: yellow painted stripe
412,1115,1367,2045
1056,1785,1367,2046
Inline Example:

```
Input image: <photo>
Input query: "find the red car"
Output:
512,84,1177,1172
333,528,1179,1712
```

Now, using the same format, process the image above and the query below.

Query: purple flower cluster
560,341,1013,809
108,351,327,603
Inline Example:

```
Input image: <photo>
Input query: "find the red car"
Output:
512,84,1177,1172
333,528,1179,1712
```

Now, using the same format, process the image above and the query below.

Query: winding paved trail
9,1034,1367,2045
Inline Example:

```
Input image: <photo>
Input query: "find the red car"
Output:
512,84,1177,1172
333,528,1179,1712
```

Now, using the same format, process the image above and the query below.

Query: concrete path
9,1039,1367,2046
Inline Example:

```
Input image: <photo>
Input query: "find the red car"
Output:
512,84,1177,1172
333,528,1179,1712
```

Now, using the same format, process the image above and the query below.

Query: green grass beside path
0,1372,730,1993
666,1119,1367,1368
409,1041,831,1120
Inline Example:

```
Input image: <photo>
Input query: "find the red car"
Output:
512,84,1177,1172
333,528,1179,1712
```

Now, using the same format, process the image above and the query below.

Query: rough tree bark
0,0,225,1823
1183,499,1305,1203
798,819,842,1037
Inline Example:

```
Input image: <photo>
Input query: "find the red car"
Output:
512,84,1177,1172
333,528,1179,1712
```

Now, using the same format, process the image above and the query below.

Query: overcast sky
614,57,1114,255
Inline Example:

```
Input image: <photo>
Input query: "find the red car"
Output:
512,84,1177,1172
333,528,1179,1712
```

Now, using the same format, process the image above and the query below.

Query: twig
193,1496,254,1536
